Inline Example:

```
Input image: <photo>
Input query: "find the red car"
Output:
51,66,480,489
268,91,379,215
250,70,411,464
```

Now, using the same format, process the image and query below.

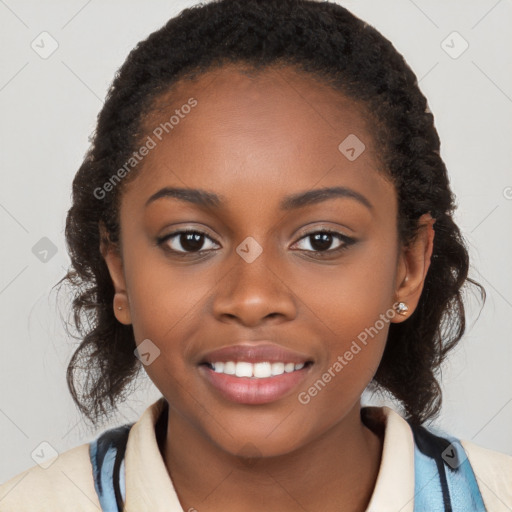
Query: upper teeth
210,361,305,378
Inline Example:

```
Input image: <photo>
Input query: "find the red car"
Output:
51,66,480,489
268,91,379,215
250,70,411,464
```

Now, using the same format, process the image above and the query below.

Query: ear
391,213,435,323
99,221,132,325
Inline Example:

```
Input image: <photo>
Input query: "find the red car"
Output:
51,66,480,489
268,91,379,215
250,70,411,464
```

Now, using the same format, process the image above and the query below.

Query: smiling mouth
198,360,314,405
200,360,314,378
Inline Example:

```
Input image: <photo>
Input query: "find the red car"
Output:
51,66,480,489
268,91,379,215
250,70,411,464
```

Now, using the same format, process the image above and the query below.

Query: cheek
292,232,398,338
125,266,208,406
293,289,393,435
291,234,398,401
126,258,215,354
118,232,198,364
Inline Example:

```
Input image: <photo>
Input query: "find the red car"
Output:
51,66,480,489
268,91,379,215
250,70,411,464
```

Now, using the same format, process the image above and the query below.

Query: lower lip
199,364,312,405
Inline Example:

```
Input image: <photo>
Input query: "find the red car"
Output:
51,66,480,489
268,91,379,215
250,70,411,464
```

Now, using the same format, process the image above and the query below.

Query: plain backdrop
1,0,511,483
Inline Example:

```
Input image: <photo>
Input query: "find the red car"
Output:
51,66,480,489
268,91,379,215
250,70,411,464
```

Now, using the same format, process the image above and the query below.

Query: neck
162,402,383,512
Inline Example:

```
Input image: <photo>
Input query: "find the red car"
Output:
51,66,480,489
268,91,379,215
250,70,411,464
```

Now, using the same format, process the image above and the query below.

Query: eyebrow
280,186,373,211
145,187,224,208
145,186,373,210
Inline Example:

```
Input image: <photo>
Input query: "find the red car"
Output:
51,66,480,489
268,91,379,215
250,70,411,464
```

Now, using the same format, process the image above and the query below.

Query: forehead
126,64,391,210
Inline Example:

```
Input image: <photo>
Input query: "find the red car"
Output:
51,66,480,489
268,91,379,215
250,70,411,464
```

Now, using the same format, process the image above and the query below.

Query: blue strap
411,425,487,511
89,424,133,512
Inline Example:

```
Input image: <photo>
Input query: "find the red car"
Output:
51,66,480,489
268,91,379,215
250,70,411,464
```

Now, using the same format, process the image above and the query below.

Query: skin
101,64,435,512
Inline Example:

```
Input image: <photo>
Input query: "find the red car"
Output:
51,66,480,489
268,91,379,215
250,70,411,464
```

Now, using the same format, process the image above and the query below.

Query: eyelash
156,228,356,258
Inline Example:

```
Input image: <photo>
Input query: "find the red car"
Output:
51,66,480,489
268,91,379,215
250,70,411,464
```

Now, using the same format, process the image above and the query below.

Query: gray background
1,0,511,482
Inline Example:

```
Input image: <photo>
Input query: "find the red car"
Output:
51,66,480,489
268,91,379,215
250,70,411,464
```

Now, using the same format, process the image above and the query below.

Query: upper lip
199,342,314,365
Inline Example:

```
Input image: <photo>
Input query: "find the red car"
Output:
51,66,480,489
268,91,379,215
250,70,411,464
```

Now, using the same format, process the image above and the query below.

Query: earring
394,302,409,316
118,306,123,310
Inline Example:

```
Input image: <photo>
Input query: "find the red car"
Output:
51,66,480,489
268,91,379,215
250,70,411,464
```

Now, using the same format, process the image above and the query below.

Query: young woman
1,0,510,510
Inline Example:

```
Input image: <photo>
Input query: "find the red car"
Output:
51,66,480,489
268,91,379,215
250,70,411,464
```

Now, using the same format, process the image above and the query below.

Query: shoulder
0,399,165,512
409,418,512,511
366,406,512,511
461,439,512,512
0,443,100,512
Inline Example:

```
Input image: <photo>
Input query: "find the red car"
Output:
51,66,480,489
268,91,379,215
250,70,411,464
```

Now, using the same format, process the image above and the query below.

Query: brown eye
159,230,220,253
308,232,336,252
292,230,356,254
177,232,206,252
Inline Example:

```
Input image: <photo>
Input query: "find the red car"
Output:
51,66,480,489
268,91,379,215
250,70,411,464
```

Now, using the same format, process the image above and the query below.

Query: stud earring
394,302,409,316
117,306,123,310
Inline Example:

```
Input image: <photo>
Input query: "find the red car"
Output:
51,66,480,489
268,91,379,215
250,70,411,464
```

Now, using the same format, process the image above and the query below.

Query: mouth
197,342,314,404
200,360,313,377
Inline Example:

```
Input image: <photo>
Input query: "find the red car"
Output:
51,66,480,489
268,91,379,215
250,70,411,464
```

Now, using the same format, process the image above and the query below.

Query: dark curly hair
60,0,484,426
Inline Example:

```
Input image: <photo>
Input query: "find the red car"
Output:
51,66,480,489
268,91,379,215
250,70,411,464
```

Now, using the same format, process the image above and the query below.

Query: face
102,64,432,458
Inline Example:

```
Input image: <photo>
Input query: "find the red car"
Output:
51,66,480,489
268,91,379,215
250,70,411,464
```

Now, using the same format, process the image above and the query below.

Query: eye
292,230,356,254
157,230,220,254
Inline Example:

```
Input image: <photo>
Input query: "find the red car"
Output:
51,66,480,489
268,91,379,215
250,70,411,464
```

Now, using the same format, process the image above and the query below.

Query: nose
212,250,297,327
